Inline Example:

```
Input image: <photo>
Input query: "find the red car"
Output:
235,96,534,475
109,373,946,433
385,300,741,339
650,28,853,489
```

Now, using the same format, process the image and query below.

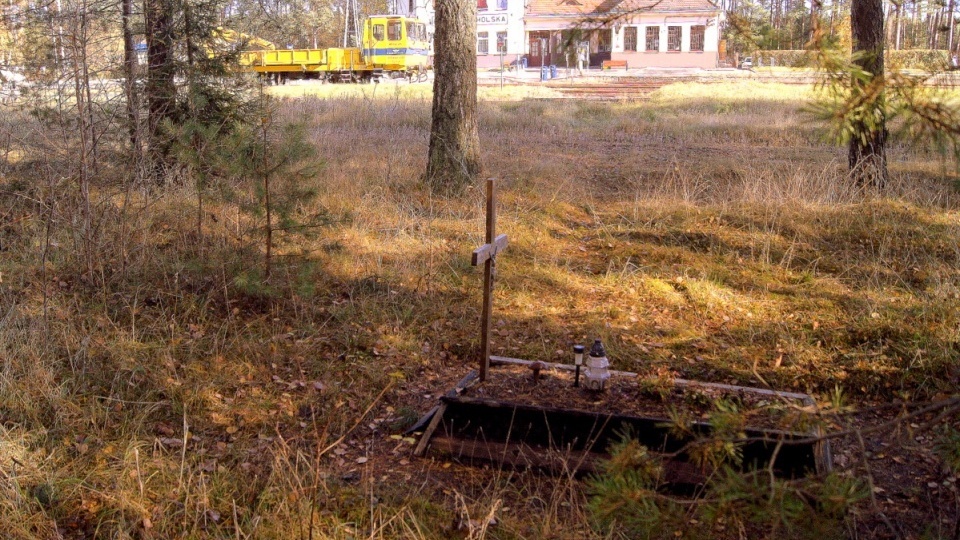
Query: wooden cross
471,179,508,382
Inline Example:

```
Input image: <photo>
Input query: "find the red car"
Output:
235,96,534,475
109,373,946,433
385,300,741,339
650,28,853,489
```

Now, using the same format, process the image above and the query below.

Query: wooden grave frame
412,179,832,482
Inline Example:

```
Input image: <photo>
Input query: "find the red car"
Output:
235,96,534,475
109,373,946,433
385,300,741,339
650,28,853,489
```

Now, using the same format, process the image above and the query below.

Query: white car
739,57,753,69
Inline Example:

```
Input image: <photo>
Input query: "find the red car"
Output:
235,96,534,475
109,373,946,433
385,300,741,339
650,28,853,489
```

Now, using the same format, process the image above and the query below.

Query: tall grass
0,81,957,537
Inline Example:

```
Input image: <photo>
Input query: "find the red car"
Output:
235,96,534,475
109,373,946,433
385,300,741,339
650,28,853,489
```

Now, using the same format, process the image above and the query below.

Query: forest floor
1,81,959,538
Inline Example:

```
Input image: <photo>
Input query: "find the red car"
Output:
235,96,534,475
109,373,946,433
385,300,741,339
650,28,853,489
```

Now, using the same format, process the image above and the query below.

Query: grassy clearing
1,81,959,538
264,78,570,101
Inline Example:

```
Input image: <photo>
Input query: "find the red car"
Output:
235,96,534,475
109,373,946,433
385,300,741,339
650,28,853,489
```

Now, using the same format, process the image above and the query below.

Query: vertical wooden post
479,179,496,382
471,179,507,382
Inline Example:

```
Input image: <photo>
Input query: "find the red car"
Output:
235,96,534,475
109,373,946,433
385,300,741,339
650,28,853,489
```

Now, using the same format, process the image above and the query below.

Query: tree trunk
120,0,139,148
896,2,903,49
425,0,482,192
849,0,888,188
947,0,953,53
144,0,177,181
122,0,140,158
810,0,821,43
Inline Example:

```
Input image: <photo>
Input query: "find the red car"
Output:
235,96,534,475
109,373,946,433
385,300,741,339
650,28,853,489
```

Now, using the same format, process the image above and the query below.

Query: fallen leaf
159,437,183,448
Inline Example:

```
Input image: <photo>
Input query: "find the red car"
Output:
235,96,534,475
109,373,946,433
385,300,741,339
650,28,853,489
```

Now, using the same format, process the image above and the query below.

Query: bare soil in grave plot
318,364,959,539
464,363,809,432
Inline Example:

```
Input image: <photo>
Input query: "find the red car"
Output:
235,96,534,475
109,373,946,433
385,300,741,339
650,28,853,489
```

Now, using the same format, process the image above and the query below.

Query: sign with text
477,13,508,25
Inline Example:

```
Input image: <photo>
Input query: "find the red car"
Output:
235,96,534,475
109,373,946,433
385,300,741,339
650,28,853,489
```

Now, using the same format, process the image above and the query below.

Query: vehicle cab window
388,20,402,41
372,24,385,41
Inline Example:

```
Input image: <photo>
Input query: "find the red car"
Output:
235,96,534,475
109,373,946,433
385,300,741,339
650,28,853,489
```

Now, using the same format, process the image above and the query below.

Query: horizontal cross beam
471,234,508,266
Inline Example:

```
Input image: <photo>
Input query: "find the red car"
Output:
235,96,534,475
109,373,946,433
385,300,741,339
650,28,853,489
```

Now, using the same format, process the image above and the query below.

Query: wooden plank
478,179,496,382
471,234,508,266
413,402,447,457
445,370,480,398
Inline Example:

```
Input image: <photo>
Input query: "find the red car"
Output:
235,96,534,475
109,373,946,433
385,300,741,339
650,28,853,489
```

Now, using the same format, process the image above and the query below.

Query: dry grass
0,80,958,538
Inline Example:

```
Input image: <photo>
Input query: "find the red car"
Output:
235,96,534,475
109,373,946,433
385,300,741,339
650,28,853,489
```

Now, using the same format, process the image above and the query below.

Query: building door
528,31,550,67
589,29,612,67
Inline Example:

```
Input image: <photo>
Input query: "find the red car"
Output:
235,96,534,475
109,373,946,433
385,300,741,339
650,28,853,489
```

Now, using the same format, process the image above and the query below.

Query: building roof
526,0,720,16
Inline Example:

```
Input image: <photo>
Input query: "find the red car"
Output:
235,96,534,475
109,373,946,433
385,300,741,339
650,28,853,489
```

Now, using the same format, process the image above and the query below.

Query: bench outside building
601,59,629,70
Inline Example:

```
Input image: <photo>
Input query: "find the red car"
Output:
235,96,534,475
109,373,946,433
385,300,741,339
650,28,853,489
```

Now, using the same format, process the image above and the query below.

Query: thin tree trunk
947,0,954,51
145,0,176,181
67,0,93,273
79,4,97,175
896,2,903,49
122,0,140,159
935,8,942,49
425,0,482,192
849,0,888,188
913,0,919,48
261,84,272,280
54,0,66,70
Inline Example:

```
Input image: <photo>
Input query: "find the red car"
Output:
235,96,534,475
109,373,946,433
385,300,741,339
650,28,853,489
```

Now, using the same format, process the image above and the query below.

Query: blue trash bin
540,66,549,82
550,65,558,78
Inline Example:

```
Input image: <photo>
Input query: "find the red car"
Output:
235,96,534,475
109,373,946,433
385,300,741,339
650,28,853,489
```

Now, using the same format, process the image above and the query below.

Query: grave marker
471,178,508,382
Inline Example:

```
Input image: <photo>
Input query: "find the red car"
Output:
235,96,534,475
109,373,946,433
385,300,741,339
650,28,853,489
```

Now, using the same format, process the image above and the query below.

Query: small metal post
500,48,504,90
573,344,584,387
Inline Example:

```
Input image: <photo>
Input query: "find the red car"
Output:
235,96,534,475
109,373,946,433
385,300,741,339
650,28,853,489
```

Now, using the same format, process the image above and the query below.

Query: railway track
480,71,960,100
543,78,672,100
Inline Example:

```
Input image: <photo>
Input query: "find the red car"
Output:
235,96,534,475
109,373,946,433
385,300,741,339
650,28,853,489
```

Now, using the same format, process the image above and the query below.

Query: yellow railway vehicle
241,15,430,84
362,15,429,80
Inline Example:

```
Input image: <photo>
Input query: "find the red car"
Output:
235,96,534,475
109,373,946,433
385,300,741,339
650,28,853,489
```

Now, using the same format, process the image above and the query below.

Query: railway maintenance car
241,15,430,83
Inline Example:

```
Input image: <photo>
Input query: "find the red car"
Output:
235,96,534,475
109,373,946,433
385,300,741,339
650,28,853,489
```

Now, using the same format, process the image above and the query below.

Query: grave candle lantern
584,338,610,391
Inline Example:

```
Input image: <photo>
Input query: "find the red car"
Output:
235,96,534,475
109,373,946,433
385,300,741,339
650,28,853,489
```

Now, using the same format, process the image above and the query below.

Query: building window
477,31,489,54
645,26,659,52
690,25,705,52
496,31,507,52
388,20,402,41
667,26,681,52
409,0,415,12
598,29,612,52
624,26,637,52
